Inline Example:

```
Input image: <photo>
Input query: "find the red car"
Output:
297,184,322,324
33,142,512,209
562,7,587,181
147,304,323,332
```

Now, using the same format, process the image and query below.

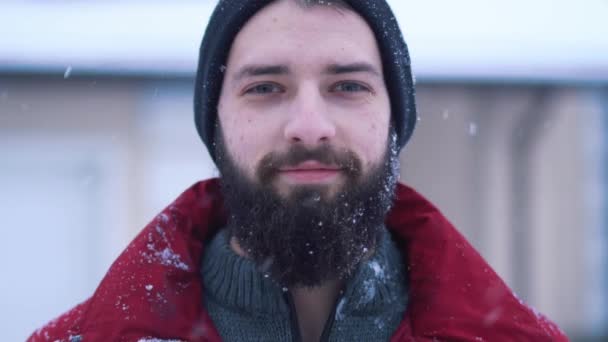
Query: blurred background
1,0,607,340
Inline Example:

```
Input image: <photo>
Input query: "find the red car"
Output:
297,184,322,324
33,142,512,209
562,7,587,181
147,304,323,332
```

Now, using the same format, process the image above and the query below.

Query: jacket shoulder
28,179,225,342
388,183,570,341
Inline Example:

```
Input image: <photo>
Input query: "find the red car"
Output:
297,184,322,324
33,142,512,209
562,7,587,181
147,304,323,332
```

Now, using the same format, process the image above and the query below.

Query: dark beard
214,126,400,288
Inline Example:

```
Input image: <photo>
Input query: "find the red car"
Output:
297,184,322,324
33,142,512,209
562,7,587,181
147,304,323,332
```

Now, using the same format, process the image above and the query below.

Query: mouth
278,161,343,184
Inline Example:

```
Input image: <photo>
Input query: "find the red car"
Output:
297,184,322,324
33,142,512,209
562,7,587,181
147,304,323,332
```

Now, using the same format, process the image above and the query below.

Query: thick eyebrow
324,62,381,77
232,64,290,81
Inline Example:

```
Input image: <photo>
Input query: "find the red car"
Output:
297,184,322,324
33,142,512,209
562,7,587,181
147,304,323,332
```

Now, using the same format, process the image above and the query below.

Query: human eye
330,81,372,93
243,82,284,95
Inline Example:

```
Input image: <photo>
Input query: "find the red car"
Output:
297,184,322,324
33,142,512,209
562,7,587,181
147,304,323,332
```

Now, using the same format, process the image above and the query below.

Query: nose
283,84,336,147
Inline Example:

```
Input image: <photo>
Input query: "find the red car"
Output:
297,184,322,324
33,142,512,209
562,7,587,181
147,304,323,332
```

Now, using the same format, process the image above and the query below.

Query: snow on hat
194,0,417,161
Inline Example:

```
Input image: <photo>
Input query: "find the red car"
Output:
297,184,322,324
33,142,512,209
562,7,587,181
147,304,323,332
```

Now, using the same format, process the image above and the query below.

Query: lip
279,161,341,172
278,161,342,183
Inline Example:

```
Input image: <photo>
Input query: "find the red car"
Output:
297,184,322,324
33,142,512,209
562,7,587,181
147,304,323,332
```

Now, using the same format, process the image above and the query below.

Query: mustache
256,144,362,182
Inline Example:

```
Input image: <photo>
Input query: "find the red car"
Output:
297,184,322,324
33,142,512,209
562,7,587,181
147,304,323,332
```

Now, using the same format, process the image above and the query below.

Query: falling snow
64,66,72,79
469,122,478,136
442,109,450,119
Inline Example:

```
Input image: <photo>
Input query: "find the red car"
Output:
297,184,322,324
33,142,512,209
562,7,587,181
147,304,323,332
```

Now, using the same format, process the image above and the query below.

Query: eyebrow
232,64,289,81
231,62,382,81
324,62,381,77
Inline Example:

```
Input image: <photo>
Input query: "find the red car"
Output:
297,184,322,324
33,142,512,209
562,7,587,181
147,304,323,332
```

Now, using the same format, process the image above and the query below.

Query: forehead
226,0,382,71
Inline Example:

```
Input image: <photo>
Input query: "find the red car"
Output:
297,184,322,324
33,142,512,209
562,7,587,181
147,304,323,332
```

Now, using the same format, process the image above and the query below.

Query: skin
217,0,391,198
216,1,391,340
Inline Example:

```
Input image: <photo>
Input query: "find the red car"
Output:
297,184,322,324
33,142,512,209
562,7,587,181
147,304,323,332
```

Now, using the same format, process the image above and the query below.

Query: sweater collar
201,228,289,316
200,226,407,317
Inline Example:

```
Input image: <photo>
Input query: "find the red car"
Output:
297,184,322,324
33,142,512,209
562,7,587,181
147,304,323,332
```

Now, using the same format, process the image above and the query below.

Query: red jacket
29,179,569,341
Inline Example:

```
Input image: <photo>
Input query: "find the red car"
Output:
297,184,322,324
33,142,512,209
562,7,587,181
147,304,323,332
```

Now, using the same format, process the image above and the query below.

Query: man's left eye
332,82,370,93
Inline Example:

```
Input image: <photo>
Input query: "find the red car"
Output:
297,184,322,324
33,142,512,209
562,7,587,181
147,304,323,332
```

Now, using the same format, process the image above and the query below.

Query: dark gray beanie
194,0,417,161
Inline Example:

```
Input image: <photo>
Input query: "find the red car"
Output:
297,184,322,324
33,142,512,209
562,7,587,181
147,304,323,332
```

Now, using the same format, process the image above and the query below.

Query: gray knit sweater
201,227,408,341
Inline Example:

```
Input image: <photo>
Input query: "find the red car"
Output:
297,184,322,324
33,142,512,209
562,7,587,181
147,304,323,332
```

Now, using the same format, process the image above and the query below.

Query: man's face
214,0,397,287
217,0,391,198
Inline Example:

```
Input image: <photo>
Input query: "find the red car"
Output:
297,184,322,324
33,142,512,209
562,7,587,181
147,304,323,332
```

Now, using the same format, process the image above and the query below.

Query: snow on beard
214,125,399,288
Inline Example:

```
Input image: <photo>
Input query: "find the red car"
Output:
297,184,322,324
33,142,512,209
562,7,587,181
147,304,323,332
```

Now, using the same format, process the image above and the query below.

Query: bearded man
29,0,568,341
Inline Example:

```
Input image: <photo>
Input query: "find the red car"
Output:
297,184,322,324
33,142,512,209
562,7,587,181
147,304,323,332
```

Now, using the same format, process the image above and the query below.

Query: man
30,0,568,341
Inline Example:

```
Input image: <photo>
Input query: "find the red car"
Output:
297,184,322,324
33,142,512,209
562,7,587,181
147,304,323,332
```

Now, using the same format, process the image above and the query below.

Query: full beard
214,126,400,288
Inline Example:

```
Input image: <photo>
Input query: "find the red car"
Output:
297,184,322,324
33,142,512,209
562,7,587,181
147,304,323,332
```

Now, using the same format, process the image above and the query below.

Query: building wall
403,85,607,335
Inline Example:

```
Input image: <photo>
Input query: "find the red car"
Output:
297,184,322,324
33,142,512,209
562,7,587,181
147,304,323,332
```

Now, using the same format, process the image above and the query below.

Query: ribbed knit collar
201,226,407,318
201,228,290,316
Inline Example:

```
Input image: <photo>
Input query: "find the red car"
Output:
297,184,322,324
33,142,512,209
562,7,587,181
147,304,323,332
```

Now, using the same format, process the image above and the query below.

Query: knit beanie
194,0,417,162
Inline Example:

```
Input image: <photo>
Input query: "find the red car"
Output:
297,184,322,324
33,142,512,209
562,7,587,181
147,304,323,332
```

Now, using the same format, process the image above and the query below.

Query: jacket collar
64,179,567,341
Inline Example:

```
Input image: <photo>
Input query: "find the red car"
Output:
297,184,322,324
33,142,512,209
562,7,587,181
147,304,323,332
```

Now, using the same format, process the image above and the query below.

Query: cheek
223,122,254,165
347,112,390,167
220,109,278,171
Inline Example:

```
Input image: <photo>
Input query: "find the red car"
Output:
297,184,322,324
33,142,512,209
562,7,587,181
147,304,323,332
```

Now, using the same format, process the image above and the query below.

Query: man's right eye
244,83,283,95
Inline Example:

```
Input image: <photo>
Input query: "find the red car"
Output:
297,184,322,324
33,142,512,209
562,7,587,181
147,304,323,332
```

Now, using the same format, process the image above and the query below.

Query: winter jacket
28,178,569,341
